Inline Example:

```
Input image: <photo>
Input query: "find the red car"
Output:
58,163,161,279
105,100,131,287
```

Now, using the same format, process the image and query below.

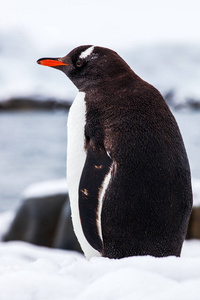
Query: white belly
67,91,101,259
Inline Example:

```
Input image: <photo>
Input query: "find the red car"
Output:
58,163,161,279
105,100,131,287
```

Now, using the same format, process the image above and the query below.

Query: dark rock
0,97,71,111
186,206,200,239
53,200,82,252
163,90,200,110
3,194,67,247
3,191,82,253
186,98,200,110
1,93,200,111
164,90,176,107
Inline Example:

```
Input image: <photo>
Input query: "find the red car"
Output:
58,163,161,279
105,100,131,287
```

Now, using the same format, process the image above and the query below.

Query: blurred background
0,0,200,212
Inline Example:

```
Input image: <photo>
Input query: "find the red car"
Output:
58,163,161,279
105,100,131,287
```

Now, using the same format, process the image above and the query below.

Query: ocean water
0,110,199,212
0,111,68,211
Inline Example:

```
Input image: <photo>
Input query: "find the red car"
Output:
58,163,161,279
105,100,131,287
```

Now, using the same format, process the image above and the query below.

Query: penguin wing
79,142,112,253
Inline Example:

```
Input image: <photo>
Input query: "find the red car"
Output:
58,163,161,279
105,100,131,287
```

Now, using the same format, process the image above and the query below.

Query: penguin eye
76,60,83,67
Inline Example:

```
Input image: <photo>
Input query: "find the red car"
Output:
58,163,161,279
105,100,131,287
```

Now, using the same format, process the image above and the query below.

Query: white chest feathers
67,91,101,259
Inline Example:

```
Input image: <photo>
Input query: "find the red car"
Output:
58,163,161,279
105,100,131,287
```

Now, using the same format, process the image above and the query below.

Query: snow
0,240,200,299
1,0,200,102
22,178,68,199
0,178,200,299
0,212,15,240
193,178,200,207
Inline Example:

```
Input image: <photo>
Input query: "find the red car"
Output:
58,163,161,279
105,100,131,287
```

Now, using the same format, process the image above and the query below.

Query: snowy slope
0,240,200,300
0,178,200,299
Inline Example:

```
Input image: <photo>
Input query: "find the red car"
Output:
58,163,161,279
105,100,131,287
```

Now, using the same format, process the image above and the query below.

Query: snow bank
0,212,15,241
0,240,200,300
0,179,200,299
193,178,200,207
22,178,68,199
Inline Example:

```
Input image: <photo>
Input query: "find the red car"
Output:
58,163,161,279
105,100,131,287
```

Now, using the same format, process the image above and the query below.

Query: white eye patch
79,46,95,59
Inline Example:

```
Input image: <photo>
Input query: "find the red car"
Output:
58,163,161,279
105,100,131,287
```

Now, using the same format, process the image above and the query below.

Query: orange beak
37,58,68,67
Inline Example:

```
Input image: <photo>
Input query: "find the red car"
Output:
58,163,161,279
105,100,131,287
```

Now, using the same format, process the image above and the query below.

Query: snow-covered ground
0,240,199,300
0,177,200,299
22,178,68,199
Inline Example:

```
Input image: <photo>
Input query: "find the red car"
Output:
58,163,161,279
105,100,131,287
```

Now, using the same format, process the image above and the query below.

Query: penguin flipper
79,142,112,253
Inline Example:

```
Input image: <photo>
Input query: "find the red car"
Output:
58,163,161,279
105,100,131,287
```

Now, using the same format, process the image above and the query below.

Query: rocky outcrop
0,97,71,111
53,200,82,252
186,207,200,239
3,194,67,248
0,92,200,111
186,179,200,240
3,183,82,253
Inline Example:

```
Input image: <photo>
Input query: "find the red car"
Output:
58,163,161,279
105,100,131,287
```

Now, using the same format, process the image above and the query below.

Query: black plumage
37,45,193,258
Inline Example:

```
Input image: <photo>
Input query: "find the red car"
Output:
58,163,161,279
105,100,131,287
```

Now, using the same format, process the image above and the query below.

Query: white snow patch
0,240,199,299
79,46,95,59
22,178,68,199
192,178,200,207
0,212,15,241
0,178,200,299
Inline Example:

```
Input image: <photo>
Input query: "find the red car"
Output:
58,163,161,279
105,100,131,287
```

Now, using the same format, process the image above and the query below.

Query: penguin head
37,45,131,90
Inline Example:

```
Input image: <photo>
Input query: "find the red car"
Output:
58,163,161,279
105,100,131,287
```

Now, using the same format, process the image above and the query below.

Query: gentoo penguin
37,45,193,259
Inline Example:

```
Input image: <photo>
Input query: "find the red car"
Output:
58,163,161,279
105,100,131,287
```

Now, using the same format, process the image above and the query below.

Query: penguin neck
79,70,138,94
